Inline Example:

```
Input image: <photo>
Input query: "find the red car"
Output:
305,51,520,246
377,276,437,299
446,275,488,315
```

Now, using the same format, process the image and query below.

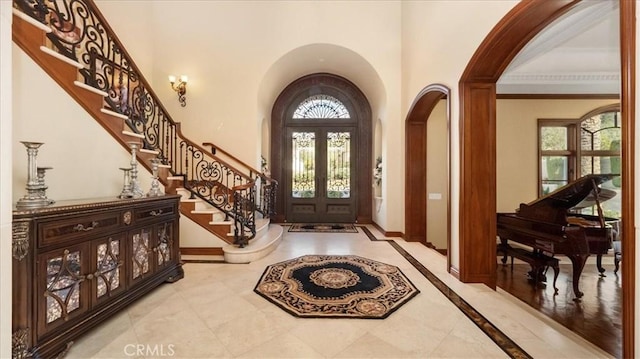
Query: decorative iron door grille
285,127,356,223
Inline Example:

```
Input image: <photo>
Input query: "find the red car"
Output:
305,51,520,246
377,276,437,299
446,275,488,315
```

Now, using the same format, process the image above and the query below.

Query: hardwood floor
496,256,622,358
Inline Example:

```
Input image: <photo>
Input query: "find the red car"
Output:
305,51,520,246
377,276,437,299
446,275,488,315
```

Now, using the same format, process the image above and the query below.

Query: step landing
223,224,283,264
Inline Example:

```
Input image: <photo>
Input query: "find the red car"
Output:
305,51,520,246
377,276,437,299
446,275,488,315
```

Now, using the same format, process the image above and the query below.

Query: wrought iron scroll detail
13,0,280,246
233,185,256,248
12,221,30,261
293,94,351,119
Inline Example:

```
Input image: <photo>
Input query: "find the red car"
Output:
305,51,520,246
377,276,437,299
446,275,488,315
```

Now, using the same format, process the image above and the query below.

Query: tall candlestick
17,141,54,209
147,159,164,197
127,142,144,198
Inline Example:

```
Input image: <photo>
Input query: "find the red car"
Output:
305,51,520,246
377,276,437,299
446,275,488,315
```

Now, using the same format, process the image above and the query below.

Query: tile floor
67,226,614,358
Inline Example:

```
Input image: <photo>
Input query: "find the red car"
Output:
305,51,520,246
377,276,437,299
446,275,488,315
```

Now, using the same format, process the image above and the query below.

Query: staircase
11,0,282,263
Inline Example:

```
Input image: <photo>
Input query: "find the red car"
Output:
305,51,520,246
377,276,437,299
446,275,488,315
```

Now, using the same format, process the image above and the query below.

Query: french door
285,127,357,223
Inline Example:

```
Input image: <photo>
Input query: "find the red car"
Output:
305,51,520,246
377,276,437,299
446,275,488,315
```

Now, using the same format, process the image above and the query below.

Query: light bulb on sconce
168,75,188,107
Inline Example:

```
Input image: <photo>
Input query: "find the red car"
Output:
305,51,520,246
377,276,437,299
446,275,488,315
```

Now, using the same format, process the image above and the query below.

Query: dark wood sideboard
11,195,184,358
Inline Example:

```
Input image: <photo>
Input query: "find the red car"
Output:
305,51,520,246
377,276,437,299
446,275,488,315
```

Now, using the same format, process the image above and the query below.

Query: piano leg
596,254,606,277
497,241,510,265
566,254,588,299
550,262,559,294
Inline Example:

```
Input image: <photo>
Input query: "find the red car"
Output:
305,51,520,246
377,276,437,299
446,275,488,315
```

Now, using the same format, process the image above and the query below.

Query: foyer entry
286,126,356,223
271,73,372,224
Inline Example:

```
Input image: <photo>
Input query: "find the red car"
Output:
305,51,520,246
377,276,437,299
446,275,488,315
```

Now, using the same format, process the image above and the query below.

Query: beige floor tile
334,332,421,358
209,311,293,356
66,311,136,359
289,319,373,357
73,328,144,359
368,312,449,354
235,333,324,359
67,226,612,359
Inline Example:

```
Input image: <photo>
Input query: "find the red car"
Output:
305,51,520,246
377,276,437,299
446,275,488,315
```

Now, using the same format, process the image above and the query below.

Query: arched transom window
293,94,351,119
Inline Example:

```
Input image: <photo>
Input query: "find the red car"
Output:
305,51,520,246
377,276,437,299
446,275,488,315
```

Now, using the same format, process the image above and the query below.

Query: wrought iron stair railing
13,0,277,246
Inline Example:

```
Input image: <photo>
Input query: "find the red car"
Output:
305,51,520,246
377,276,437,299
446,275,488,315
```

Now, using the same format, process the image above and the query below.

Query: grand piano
497,173,619,299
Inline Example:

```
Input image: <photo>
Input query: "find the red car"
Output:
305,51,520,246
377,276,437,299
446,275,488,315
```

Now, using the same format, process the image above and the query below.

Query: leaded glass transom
293,95,350,119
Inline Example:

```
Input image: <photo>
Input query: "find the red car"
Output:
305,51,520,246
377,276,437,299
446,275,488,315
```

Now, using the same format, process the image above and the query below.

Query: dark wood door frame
458,1,634,357
405,84,451,270
271,73,373,224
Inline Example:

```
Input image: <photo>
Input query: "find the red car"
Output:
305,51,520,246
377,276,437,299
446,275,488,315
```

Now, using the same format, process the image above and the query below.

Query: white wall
1,2,13,357
12,48,153,202
12,0,523,267
427,100,448,249
97,0,403,230
401,0,517,268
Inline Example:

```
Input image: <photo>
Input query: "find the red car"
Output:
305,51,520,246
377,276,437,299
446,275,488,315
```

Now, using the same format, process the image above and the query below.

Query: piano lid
573,187,617,209
527,173,618,210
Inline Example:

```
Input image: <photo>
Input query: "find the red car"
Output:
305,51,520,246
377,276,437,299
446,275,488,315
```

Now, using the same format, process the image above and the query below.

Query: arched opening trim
458,0,634,357
405,83,451,270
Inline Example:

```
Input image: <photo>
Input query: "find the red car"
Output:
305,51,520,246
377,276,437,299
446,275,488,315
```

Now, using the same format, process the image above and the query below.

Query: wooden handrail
12,0,274,245
202,142,264,178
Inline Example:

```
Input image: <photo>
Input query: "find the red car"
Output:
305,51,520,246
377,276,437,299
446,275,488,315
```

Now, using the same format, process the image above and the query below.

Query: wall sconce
168,75,188,107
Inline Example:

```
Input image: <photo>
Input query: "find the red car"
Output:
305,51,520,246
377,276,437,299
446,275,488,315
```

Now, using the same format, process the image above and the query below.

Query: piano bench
500,246,559,293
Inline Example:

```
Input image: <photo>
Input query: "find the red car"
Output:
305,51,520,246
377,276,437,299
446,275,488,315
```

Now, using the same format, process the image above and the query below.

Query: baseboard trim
371,221,404,239
449,265,460,279
435,248,448,256
181,247,224,256
423,241,437,250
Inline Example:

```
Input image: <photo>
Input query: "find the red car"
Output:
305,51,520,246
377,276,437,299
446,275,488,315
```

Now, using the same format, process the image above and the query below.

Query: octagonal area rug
254,255,420,319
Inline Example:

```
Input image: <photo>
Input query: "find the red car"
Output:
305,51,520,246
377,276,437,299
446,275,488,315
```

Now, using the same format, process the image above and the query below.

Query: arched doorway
271,73,372,224
405,84,451,268
458,1,635,357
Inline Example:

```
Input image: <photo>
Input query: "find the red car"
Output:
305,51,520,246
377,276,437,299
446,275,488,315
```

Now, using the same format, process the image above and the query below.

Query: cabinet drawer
39,212,121,247
133,203,176,224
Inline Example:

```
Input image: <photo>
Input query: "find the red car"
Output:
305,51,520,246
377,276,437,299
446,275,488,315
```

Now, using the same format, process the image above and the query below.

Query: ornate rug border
254,254,420,319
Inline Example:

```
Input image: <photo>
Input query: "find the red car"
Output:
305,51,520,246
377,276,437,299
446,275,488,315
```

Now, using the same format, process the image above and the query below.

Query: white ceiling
497,0,620,95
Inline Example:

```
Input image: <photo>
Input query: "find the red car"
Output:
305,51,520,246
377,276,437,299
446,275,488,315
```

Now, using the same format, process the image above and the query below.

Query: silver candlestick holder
147,158,164,197
127,141,144,198
118,167,133,198
17,141,55,209
36,166,53,200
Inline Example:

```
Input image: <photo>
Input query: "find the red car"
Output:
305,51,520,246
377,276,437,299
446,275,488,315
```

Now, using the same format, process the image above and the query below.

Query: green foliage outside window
546,157,565,181
611,140,621,188
541,127,567,151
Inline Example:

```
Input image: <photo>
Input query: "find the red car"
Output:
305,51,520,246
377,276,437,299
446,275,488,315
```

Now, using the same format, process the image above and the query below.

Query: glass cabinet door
37,243,90,338
155,223,174,270
92,234,125,305
130,227,154,284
